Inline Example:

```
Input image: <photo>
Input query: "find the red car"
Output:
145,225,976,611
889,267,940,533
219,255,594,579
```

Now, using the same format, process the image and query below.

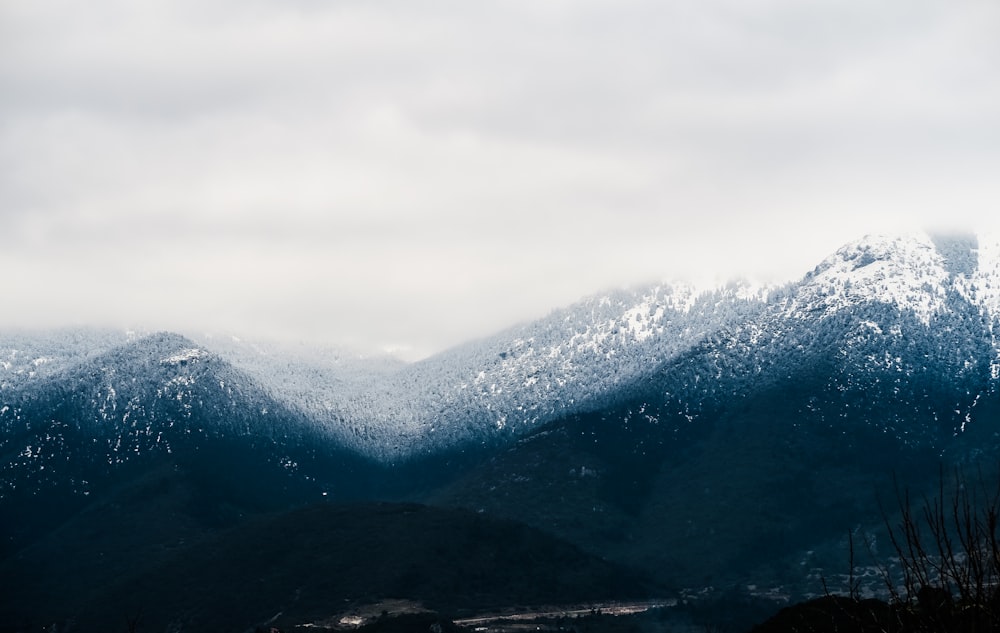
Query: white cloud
2,0,999,357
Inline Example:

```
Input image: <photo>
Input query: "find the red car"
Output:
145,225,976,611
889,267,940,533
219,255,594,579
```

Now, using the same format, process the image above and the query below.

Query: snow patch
162,348,207,365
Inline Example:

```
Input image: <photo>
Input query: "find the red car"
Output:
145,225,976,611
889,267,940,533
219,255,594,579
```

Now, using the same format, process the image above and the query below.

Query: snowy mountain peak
784,232,982,325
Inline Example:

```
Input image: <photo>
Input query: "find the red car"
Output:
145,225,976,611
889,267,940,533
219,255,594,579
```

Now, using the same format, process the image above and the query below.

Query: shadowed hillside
1,502,653,633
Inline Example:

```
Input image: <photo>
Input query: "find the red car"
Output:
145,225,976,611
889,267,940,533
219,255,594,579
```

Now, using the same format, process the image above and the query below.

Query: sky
2,0,999,360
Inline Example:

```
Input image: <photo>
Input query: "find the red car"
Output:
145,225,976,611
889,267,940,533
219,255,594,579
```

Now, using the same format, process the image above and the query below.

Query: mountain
182,233,999,464
0,331,380,555
5,231,1000,631
430,232,1000,593
202,281,774,461
637,233,999,442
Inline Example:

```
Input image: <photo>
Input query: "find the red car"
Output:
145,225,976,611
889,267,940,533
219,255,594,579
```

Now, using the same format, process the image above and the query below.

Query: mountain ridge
6,231,1000,631
4,232,1000,464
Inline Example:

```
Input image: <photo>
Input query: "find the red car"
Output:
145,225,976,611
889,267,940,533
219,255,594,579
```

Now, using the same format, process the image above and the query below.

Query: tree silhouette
754,466,1000,632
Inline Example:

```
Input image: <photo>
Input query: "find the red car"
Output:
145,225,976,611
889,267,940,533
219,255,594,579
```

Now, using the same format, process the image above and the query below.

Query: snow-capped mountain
4,231,1000,484
190,281,773,460
321,280,773,458
0,331,376,551
6,231,1000,628
759,232,998,437
417,233,1000,594
186,231,999,460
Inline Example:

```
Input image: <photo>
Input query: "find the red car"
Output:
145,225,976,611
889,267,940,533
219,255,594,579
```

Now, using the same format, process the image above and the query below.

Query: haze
2,0,998,359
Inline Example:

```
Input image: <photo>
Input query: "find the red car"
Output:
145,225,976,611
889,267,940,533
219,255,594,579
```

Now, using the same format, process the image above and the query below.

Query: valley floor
286,598,761,633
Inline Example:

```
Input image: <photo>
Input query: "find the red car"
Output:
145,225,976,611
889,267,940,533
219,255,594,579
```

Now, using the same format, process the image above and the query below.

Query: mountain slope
429,232,1000,595
0,332,379,555
208,282,774,461
1,501,654,633
199,232,1000,463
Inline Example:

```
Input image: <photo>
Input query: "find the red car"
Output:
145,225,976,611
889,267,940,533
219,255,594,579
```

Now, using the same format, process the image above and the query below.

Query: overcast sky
2,0,999,359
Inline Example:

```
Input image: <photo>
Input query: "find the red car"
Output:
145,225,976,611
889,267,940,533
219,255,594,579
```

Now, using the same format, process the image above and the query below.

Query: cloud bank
2,0,999,358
